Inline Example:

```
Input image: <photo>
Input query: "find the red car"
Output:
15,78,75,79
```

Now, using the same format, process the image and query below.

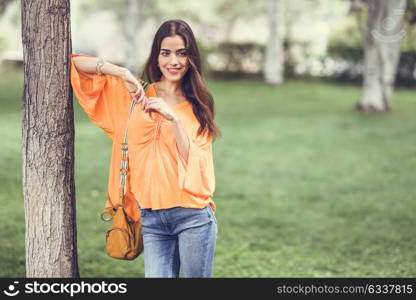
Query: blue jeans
139,205,218,278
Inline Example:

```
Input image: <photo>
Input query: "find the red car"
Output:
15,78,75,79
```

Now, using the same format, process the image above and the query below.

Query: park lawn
1,70,415,277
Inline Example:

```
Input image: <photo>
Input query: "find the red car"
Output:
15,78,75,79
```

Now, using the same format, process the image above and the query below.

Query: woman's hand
121,69,146,105
144,97,178,122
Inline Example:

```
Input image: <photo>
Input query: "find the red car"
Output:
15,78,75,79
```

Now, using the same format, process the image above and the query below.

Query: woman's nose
169,54,179,65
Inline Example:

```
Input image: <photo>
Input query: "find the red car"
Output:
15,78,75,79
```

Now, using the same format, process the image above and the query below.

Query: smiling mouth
167,68,182,74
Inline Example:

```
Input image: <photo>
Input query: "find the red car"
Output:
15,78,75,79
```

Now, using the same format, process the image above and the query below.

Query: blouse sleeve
70,53,131,140
176,129,215,199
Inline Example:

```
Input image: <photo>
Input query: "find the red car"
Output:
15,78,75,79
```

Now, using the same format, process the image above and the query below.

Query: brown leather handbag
100,80,149,260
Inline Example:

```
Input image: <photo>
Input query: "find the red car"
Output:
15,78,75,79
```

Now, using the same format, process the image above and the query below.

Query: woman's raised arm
71,54,145,101
71,55,128,79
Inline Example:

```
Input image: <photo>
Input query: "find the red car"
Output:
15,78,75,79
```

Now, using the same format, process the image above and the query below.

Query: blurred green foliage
202,39,301,80
205,41,265,79
327,16,363,62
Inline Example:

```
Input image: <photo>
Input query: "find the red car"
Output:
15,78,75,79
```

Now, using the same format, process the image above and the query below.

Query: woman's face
158,35,189,83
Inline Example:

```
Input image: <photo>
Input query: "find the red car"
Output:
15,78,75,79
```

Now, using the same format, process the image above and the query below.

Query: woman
70,19,220,278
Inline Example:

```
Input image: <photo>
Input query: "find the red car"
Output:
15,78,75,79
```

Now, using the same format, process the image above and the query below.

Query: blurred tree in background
264,0,284,85
0,0,13,16
357,0,407,112
328,0,416,88
75,0,149,73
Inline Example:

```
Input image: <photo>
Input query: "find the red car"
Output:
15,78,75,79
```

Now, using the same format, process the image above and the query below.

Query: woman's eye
160,51,186,57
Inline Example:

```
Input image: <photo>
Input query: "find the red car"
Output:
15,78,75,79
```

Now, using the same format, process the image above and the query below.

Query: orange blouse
70,53,216,222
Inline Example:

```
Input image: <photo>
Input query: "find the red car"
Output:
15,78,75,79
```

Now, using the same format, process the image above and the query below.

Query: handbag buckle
100,207,116,222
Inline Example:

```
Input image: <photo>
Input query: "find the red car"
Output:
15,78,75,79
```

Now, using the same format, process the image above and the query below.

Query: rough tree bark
264,0,284,85
21,0,79,277
357,0,407,112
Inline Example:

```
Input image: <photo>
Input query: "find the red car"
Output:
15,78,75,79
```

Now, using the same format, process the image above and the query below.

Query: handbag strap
118,79,150,208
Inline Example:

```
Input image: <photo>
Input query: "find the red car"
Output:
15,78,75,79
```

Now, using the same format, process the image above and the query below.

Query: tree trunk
21,0,79,277
357,0,407,112
123,0,145,74
264,0,284,85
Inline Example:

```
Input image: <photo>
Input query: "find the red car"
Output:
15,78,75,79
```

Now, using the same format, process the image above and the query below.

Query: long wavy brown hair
141,19,221,141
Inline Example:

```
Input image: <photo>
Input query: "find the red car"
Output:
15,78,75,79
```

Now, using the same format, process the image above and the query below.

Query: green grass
1,69,415,277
